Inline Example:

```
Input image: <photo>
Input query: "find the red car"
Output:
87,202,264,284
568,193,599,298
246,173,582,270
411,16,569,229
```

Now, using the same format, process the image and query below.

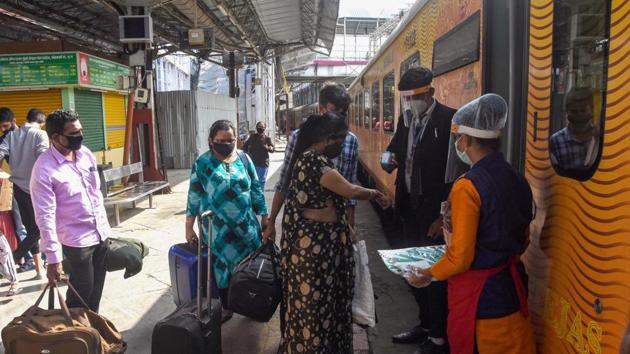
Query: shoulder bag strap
238,151,255,181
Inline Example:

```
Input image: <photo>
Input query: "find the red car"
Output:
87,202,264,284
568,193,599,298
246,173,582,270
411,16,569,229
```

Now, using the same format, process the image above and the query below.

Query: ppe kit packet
377,245,445,279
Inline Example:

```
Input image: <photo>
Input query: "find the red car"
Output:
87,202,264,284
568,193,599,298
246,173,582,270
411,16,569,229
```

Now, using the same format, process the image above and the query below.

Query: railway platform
0,141,406,354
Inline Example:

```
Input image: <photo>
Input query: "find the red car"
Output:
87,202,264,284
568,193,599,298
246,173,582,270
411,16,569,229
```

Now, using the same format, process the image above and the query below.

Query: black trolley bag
227,241,281,322
151,211,222,354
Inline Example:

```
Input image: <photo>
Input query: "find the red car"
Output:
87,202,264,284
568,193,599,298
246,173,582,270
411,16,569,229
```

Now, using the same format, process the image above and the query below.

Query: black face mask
63,134,83,151
256,128,265,134
212,142,235,157
324,142,343,159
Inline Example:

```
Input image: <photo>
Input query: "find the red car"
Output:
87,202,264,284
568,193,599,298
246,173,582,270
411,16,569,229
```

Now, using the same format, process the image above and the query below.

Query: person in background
549,88,599,172
0,231,22,296
382,66,455,354
279,112,390,353
12,196,31,267
264,82,359,241
186,119,268,323
407,94,535,354
0,108,49,279
0,125,31,269
31,110,111,311
26,108,46,129
243,121,275,191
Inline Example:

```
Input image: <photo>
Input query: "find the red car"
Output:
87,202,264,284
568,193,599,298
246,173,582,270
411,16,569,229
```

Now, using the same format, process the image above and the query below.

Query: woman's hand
260,215,272,243
371,190,392,209
185,225,198,243
405,267,433,288
261,215,269,228
262,221,276,243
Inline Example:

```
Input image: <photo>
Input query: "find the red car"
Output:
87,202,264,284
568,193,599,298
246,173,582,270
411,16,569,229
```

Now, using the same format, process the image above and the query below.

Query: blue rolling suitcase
168,242,218,306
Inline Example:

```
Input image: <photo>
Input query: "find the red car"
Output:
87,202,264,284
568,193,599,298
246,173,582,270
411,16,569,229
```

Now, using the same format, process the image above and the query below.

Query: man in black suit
382,66,456,354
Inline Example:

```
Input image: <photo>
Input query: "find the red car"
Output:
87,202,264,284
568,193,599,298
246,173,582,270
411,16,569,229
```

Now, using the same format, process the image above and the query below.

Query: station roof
0,0,341,60
250,0,339,55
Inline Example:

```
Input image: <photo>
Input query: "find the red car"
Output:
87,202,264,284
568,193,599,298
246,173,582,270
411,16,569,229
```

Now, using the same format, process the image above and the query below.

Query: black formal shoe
392,326,428,344
413,339,448,354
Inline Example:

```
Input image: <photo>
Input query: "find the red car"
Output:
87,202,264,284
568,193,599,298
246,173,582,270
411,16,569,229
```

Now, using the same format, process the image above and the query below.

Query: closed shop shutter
74,89,105,151
103,93,126,149
0,89,62,126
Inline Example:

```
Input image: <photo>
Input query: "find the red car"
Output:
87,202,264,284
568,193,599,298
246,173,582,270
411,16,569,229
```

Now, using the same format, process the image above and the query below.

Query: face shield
400,85,431,127
444,94,508,183
445,131,472,184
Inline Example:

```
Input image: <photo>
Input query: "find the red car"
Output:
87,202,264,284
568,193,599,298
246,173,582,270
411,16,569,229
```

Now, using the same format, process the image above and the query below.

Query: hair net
451,94,508,139
444,94,507,183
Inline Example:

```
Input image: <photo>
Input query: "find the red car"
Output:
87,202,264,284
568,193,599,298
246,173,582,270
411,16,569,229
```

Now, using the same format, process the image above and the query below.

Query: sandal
6,284,23,297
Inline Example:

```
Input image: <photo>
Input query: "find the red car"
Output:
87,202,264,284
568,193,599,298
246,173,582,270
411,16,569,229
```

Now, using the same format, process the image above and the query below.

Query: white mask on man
411,99,429,117
402,98,430,127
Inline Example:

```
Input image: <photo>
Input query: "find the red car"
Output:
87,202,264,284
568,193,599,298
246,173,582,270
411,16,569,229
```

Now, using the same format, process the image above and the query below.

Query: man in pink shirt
30,110,111,311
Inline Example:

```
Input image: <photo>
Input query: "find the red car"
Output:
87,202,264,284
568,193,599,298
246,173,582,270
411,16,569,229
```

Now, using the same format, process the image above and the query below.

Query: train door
483,0,529,172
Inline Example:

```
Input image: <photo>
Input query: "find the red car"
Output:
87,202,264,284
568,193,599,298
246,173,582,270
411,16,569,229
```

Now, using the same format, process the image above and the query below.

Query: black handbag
227,242,282,322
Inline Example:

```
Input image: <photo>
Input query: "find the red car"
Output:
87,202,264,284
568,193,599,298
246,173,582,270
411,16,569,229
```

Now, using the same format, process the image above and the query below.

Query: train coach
347,0,629,352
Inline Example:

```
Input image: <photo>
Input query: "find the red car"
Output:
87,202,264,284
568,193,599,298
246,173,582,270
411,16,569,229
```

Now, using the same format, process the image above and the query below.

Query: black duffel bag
227,242,281,322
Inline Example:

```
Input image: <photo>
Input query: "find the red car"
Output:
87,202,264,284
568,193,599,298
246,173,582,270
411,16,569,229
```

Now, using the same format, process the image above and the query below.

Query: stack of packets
378,245,446,281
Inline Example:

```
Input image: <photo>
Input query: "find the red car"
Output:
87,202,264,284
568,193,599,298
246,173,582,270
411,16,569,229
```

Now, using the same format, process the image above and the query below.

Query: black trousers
402,203,448,339
413,279,447,338
62,241,109,312
12,185,41,262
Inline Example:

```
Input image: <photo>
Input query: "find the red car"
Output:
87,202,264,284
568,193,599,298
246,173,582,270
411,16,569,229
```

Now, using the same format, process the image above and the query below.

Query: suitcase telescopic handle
196,211,214,319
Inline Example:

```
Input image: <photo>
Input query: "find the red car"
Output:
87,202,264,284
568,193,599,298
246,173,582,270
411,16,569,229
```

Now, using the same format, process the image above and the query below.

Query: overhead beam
0,19,58,42
169,0,240,49
212,0,266,58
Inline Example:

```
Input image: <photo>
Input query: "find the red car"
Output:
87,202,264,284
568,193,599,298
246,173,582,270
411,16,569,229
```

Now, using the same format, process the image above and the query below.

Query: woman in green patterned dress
185,119,268,321
279,113,390,353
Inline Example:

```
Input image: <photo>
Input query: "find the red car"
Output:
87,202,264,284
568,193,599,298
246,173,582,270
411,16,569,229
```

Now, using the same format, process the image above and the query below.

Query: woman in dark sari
279,113,390,353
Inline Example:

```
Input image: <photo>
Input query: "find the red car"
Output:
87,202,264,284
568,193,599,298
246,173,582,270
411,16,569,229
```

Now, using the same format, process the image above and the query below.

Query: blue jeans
255,166,269,191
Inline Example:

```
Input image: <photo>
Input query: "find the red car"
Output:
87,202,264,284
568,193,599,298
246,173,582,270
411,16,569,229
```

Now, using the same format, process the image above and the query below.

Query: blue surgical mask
455,140,472,166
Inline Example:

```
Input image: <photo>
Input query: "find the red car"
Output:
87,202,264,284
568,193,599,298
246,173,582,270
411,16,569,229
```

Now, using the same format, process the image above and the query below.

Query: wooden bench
102,162,170,226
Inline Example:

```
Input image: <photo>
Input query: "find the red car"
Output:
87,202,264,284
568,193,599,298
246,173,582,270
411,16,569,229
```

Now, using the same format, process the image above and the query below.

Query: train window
372,81,381,131
400,51,420,76
432,11,481,76
383,72,395,134
363,89,371,129
548,0,610,180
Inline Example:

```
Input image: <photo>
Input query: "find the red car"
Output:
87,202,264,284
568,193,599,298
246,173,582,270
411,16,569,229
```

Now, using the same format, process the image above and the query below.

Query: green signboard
0,52,128,90
89,56,127,89
0,53,78,87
